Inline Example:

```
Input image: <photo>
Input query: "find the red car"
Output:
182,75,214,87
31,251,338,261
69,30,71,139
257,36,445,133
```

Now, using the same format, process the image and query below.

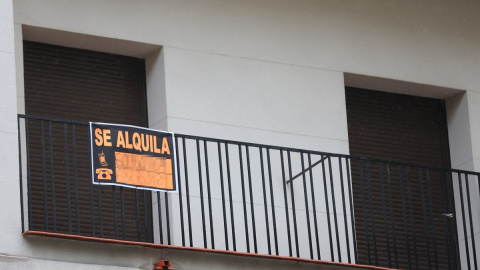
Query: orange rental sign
90,122,177,192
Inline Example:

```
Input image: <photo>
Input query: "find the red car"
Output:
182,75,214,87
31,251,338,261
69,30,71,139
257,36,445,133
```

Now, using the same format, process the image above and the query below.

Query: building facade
1,0,479,269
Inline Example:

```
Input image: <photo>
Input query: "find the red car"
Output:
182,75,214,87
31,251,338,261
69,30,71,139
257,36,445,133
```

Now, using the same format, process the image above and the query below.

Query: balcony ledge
23,231,394,270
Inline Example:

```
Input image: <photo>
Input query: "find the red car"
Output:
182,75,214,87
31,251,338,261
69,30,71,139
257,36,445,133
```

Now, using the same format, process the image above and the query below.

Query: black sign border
89,122,178,193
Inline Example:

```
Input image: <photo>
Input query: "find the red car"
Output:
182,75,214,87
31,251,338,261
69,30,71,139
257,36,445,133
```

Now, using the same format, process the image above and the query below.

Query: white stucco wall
14,0,480,168
1,0,479,269
162,46,349,152
0,0,24,263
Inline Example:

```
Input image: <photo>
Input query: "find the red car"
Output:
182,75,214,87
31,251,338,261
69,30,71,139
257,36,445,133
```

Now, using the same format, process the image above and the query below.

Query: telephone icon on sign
96,168,113,180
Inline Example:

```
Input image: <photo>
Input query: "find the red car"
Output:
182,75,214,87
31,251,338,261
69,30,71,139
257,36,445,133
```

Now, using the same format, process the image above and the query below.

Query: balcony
17,115,480,270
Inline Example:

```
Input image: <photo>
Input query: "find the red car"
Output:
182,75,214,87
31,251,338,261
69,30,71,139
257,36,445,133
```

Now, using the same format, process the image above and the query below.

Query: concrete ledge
23,231,393,270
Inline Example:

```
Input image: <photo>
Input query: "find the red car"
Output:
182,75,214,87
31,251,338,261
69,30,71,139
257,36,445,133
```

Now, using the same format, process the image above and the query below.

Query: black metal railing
17,115,480,270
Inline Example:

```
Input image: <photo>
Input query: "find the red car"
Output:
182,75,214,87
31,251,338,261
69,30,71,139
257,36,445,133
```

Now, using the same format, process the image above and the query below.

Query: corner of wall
446,92,474,170
146,47,168,131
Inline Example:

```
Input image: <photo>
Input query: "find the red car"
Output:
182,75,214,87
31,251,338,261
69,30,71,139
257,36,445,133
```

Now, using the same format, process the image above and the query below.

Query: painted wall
1,0,478,268
0,0,25,265
12,0,480,161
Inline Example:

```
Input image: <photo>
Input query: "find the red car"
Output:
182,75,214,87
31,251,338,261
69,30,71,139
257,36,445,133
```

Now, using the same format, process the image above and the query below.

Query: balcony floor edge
22,231,395,270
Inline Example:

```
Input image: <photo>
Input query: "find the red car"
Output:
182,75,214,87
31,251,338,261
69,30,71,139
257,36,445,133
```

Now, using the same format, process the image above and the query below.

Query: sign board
90,122,177,192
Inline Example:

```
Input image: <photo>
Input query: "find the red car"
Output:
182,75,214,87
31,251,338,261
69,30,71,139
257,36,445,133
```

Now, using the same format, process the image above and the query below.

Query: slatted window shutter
24,41,152,242
345,87,453,269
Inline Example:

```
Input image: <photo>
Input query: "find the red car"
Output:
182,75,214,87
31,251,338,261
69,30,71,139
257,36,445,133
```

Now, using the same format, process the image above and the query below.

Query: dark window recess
346,87,455,269
23,41,152,242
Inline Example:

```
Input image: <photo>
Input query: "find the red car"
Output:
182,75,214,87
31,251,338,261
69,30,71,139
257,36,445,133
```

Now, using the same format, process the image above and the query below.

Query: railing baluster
465,173,478,270
41,120,49,232
359,160,370,264
26,119,33,231
280,150,292,257
426,169,438,270
329,156,341,262
301,153,313,259
225,143,236,251
175,137,185,246
89,173,95,237
345,157,357,264
399,166,412,269
267,149,279,256
113,186,118,239
72,125,80,234
98,185,103,238
323,155,334,261
86,124,94,237
157,191,163,244
406,166,419,269
182,138,193,247
386,163,398,268
217,142,229,250
309,154,321,260
63,123,72,235
339,157,351,263
259,147,271,255
365,161,377,265
144,190,150,242
48,121,57,233
165,192,171,245
196,139,207,248
121,187,126,240
246,146,257,254
439,171,452,270
379,163,391,268
458,173,472,270
133,189,141,241
447,172,460,269
287,151,299,257
476,175,480,269
204,141,215,249
419,168,431,270
238,145,250,252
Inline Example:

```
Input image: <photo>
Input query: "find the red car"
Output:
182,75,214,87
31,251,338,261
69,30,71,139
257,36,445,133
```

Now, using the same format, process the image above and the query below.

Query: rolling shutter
24,41,152,242
346,87,453,269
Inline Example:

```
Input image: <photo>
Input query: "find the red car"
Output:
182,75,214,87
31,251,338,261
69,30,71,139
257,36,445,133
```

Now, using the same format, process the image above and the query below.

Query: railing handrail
18,114,480,178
